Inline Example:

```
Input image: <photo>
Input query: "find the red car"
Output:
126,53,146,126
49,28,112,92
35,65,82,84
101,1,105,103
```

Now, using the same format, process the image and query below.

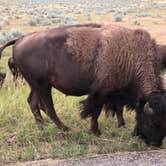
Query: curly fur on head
146,91,166,114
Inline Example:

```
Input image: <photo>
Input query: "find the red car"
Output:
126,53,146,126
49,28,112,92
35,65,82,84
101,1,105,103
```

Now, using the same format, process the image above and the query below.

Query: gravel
14,150,166,166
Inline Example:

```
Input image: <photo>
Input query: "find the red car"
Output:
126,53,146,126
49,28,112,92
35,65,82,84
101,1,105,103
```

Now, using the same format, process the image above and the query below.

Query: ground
14,150,166,166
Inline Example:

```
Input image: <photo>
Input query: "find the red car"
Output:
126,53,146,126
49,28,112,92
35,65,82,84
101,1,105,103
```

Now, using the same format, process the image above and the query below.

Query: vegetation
0,0,165,165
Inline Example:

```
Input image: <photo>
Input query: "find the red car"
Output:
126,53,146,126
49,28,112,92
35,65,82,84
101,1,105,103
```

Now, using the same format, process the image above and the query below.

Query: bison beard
0,23,166,146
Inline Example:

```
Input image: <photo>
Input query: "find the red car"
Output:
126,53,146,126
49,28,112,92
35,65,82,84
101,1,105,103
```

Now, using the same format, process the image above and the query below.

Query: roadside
13,150,166,166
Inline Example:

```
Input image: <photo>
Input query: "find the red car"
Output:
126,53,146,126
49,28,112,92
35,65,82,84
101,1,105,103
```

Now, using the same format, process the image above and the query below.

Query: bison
0,23,166,146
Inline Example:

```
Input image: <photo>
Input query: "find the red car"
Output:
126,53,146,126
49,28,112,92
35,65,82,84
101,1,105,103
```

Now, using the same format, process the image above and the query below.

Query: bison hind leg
36,83,69,131
27,90,44,124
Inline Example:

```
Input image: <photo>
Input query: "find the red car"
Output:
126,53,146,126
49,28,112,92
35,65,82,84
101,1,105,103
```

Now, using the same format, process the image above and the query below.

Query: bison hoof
60,125,70,131
80,110,91,119
91,129,101,136
36,119,44,125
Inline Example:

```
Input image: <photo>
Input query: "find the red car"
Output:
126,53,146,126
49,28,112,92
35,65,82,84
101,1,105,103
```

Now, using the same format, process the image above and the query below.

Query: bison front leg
80,93,105,136
27,90,44,124
132,101,144,137
90,110,102,136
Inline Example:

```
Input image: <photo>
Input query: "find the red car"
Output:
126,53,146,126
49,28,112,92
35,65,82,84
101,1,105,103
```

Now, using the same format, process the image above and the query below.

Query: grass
0,0,166,165
0,51,166,165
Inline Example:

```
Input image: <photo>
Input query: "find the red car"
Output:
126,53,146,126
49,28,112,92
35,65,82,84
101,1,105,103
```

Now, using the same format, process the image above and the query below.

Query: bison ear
144,102,154,115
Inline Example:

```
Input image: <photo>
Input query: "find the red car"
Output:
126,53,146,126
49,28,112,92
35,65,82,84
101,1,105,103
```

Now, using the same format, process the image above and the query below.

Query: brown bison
1,23,166,146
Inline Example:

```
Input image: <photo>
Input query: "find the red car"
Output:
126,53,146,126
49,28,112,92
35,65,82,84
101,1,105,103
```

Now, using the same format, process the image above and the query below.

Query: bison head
136,92,166,146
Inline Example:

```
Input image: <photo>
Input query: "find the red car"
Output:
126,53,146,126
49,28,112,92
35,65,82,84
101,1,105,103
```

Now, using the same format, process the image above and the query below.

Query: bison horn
144,102,154,115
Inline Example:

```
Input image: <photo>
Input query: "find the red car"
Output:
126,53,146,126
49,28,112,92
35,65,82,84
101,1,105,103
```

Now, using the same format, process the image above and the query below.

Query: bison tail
0,38,23,86
0,39,19,59
0,39,19,86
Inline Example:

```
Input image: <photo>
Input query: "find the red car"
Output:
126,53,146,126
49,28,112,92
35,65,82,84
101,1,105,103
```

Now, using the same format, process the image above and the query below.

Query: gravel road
14,150,166,166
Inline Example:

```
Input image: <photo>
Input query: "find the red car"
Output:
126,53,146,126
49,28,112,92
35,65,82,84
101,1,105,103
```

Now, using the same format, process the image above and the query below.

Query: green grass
0,51,166,165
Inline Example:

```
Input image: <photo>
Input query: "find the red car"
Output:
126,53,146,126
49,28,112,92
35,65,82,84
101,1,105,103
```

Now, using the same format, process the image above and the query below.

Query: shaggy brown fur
104,44,166,128
95,27,161,96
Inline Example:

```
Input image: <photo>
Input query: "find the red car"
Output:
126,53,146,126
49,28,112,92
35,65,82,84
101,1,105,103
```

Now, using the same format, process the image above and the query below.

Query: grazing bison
0,23,166,146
